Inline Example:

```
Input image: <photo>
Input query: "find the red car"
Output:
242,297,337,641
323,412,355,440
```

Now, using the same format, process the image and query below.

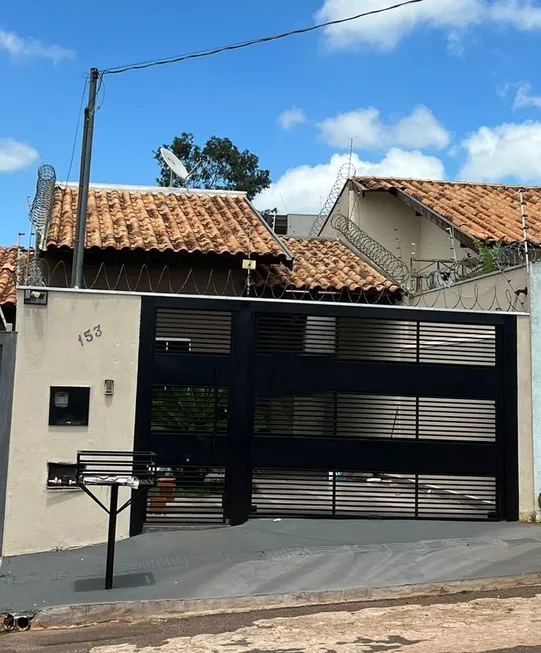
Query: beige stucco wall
407,266,529,312
2,289,141,556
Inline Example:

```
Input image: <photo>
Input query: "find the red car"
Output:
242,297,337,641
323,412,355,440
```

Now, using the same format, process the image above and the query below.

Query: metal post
105,484,119,590
331,472,337,516
519,189,530,272
71,67,100,288
226,307,255,526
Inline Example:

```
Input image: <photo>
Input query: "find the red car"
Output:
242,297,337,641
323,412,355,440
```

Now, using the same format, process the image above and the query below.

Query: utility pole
71,67,100,288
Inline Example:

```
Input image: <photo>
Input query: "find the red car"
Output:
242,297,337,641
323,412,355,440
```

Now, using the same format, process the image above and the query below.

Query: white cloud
513,82,541,109
490,0,541,30
392,106,451,149
278,108,307,131
496,81,514,99
0,28,74,62
316,0,484,51
460,121,541,182
315,0,541,52
0,138,39,172
447,29,466,56
254,149,445,214
318,105,450,151
318,107,382,149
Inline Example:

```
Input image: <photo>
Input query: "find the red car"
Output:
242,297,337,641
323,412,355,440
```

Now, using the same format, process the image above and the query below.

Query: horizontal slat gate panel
256,315,497,367
151,387,228,433
139,298,515,530
416,475,497,518
155,309,232,354
254,394,496,441
250,470,498,521
145,466,226,527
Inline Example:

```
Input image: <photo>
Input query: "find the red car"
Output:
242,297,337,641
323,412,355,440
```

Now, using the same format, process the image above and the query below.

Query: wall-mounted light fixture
104,379,115,396
24,289,48,306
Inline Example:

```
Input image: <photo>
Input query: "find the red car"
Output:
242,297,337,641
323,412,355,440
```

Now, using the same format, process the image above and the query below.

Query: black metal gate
131,297,518,534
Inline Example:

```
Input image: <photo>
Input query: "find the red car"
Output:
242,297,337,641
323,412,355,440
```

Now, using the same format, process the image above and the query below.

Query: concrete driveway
1,519,541,615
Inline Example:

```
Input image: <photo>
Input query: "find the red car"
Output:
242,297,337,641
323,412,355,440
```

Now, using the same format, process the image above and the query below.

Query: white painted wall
528,264,541,520
320,187,469,283
353,191,421,264
517,314,535,521
2,289,141,556
419,218,463,262
320,183,351,239
407,266,529,313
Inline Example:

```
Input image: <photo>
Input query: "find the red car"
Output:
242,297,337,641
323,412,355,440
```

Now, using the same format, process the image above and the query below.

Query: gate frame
130,295,519,535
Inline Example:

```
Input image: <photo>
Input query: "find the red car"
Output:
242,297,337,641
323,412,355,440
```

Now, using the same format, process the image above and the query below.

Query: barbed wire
13,258,526,312
28,164,56,237
309,163,357,237
329,204,541,295
408,281,526,312
27,259,397,305
331,213,411,287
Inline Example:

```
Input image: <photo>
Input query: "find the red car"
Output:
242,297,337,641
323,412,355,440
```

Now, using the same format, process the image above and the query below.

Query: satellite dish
160,147,189,185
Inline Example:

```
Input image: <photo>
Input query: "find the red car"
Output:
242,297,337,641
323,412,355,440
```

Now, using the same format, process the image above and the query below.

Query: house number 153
78,325,103,346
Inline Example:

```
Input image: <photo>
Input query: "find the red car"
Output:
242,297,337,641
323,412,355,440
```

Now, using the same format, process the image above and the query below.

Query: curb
33,572,541,629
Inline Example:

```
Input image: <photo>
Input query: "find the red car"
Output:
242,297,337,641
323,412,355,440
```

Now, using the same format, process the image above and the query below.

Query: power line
103,0,424,76
96,73,106,112
64,75,88,183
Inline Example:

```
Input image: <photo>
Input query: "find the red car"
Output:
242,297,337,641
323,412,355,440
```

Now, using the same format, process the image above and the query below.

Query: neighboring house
258,236,398,300
267,213,318,237
6,179,398,309
318,177,538,310
0,246,19,327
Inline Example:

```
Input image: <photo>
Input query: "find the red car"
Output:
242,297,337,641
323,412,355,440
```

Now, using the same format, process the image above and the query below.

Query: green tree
154,132,271,200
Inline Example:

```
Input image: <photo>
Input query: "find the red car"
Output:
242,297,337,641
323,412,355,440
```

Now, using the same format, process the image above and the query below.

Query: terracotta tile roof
258,237,398,293
356,177,541,244
45,184,290,262
0,246,19,305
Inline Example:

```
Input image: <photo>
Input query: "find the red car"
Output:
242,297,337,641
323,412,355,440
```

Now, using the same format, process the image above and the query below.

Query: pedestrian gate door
131,296,518,534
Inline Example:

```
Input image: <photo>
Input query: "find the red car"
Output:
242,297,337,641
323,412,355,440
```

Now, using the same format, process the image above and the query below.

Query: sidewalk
1,519,541,616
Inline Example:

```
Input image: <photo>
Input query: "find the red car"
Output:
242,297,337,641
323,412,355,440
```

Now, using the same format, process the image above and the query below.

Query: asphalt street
3,585,541,652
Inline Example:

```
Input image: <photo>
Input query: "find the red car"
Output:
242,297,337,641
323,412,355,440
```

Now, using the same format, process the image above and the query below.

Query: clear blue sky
2,0,541,244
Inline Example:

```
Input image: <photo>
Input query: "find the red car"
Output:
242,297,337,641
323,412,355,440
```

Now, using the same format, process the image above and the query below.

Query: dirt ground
3,586,541,653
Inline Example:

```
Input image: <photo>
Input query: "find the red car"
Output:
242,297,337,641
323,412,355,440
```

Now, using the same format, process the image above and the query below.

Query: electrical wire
64,74,88,182
102,0,424,75
96,73,106,112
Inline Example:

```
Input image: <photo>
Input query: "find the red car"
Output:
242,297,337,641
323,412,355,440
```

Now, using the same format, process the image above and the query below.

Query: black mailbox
48,386,90,426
